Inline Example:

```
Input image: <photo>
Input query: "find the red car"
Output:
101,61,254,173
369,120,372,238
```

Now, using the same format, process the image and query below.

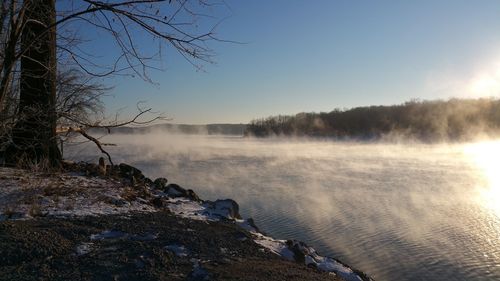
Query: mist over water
67,133,500,281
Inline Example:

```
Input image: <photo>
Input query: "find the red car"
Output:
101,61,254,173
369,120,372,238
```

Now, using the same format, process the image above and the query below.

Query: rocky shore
0,161,373,281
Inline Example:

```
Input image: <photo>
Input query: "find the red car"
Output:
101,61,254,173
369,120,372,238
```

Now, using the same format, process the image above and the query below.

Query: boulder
143,177,153,187
285,240,315,264
246,218,260,233
118,163,146,184
186,189,201,202
153,177,168,190
98,157,106,176
204,199,242,220
163,184,201,202
165,183,186,197
287,240,306,264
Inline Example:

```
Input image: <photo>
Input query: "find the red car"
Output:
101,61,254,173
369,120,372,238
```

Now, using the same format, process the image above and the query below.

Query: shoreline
0,161,373,281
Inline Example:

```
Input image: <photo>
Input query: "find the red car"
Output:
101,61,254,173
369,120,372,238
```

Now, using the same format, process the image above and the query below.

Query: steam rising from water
67,133,500,281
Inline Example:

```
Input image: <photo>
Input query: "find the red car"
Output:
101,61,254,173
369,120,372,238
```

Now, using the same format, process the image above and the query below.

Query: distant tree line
88,123,246,136
245,98,500,141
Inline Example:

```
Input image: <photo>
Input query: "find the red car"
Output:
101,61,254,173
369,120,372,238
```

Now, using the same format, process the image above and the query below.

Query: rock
118,163,142,176
285,240,312,264
143,177,153,187
290,243,306,264
153,177,168,189
118,163,146,184
161,183,202,201
186,189,201,202
216,199,241,219
70,162,100,176
98,157,106,176
165,183,186,197
204,199,241,220
246,218,260,233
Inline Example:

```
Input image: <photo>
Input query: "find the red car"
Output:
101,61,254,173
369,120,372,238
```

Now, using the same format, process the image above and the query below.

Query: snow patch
90,230,128,240
252,234,295,260
162,196,370,280
0,168,156,220
0,167,371,280
164,198,240,221
90,230,158,241
164,244,190,257
75,242,93,256
248,228,369,281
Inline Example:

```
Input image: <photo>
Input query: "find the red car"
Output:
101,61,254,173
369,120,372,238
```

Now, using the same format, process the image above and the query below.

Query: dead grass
42,183,82,197
134,185,152,199
121,187,137,202
1,165,156,219
16,155,54,174
63,199,75,211
2,207,16,219
28,202,47,217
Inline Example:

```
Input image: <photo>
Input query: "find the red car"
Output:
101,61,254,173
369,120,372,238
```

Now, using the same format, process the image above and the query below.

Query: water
67,134,500,281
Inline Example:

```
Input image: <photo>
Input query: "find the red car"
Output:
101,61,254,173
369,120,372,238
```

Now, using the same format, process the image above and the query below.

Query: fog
66,132,500,281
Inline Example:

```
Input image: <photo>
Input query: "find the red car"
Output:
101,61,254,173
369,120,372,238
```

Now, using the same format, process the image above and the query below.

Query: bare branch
68,126,114,166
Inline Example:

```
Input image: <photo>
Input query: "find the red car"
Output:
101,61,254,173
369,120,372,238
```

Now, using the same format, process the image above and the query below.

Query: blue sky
82,1,500,124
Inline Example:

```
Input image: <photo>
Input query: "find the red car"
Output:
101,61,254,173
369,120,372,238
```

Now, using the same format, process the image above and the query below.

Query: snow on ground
158,194,371,281
165,244,190,257
252,233,366,281
164,198,240,221
75,242,93,256
88,230,159,242
0,167,370,281
0,167,155,220
0,167,242,222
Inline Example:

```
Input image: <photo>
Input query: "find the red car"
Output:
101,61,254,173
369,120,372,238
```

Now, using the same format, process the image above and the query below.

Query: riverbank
0,162,372,281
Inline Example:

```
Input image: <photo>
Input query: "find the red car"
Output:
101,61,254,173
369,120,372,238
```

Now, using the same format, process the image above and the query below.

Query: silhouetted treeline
245,98,500,141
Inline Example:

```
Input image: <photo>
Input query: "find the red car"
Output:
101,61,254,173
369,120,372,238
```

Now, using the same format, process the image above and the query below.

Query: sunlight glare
464,140,500,216
468,63,500,97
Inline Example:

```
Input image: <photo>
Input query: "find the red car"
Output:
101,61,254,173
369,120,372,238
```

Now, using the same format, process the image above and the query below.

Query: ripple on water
68,136,500,281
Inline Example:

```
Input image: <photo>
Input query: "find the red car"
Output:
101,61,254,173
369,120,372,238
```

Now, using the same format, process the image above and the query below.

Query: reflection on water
464,140,500,218
67,134,500,281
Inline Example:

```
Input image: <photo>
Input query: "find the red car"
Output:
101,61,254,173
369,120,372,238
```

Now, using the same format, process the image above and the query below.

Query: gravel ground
0,211,342,281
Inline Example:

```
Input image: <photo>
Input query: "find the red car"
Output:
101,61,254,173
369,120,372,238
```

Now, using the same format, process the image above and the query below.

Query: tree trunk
5,0,60,167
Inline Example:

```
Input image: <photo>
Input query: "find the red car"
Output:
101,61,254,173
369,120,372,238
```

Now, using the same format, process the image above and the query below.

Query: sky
76,0,500,124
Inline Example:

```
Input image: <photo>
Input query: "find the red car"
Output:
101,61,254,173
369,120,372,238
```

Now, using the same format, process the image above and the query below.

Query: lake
67,133,500,281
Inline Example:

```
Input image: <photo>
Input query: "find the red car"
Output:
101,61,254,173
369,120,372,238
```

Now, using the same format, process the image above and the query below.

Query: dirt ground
0,211,342,281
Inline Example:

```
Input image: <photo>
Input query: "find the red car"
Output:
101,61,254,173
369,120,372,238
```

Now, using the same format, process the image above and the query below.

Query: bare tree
3,0,60,166
56,68,107,128
0,0,228,167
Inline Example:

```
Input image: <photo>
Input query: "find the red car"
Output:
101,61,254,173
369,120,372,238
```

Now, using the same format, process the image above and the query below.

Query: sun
470,74,498,96
468,62,500,97
463,140,500,215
